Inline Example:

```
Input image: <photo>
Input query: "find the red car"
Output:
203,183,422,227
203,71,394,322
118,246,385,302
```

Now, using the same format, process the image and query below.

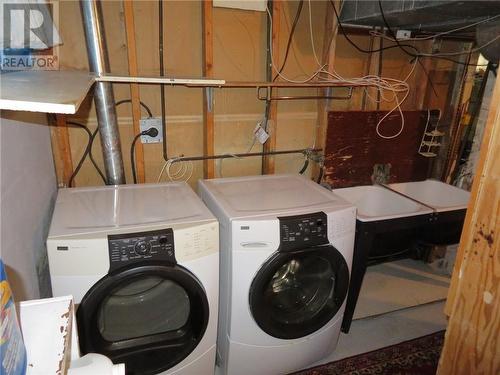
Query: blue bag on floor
1,260,27,375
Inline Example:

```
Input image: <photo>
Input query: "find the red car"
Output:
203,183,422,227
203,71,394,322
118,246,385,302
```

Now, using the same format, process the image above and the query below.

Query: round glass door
249,246,349,339
77,264,209,375
97,276,190,342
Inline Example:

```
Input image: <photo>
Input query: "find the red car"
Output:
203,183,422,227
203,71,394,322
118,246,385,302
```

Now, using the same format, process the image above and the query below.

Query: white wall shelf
0,70,95,114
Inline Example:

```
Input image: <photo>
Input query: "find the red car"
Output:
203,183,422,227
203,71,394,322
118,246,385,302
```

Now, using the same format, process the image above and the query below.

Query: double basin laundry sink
333,179,470,247
331,179,470,333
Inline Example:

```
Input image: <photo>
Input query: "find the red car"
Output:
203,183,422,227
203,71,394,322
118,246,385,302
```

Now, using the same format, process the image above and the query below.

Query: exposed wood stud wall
51,1,471,188
203,0,215,178
439,75,500,375
54,115,74,186
123,1,145,183
262,0,280,175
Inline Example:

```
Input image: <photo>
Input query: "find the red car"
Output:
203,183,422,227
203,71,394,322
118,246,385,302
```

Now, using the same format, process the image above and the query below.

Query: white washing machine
198,174,356,375
47,182,219,375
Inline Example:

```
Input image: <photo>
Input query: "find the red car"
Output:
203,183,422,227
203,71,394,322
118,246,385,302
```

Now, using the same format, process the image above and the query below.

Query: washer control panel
279,212,328,252
107,228,175,272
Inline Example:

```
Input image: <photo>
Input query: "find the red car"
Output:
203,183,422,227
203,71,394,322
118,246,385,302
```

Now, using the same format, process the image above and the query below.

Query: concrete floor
305,259,450,369
354,259,450,319
312,300,448,367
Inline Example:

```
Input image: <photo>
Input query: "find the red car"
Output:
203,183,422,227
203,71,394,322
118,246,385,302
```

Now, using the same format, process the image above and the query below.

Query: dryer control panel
107,228,176,272
279,211,328,252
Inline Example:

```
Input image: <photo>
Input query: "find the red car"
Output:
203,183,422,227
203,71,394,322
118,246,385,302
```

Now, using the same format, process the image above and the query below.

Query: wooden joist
202,0,215,178
123,0,145,183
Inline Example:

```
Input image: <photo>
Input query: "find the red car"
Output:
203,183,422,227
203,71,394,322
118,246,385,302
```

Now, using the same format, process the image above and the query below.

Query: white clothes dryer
47,183,219,375
198,174,356,375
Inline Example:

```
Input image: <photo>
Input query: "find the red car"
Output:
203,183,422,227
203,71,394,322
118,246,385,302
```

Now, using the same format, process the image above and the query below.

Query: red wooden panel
324,110,431,188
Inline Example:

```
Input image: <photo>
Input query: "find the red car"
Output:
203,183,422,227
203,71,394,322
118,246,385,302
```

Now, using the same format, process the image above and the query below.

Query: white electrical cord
217,131,258,177
217,153,244,178
267,2,419,140
157,157,194,183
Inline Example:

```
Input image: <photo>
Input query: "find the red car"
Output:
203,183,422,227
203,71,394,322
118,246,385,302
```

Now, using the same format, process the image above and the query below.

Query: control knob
134,240,151,255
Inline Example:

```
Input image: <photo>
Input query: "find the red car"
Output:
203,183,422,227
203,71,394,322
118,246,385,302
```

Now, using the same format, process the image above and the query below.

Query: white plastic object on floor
68,354,125,375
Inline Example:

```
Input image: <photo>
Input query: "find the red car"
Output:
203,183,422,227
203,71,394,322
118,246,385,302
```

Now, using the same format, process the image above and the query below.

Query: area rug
291,330,445,375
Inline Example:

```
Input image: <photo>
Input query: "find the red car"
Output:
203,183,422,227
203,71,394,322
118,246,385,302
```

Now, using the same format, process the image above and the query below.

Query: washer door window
77,264,209,375
249,246,349,339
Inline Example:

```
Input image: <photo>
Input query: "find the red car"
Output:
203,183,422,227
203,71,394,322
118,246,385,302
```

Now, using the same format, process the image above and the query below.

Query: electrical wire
217,134,258,177
157,157,194,183
329,0,490,67
131,127,159,184
48,113,106,184
308,0,323,68
273,0,304,81
115,99,153,118
89,99,155,184
130,133,143,184
66,121,93,188
369,14,500,43
88,127,107,183
329,0,420,55
299,158,309,174
377,1,498,63
316,164,324,183
266,1,421,141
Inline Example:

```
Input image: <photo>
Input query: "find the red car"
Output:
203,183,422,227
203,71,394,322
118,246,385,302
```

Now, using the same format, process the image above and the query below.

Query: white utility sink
332,185,433,222
388,179,470,212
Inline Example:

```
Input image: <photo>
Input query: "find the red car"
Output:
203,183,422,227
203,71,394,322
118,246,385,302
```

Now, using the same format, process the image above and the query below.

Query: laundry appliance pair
47,175,356,375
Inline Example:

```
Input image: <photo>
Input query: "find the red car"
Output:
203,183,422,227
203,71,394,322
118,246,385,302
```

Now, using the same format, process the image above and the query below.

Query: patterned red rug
291,330,445,375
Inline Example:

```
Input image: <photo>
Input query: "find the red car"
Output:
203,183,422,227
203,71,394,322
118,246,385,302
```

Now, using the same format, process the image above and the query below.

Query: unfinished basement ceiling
340,1,500,32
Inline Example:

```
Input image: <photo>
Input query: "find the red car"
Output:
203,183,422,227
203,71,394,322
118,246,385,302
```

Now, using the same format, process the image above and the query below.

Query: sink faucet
372,163,391,185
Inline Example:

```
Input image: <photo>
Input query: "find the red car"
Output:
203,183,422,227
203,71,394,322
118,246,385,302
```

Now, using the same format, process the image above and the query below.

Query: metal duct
476,19,500,61
340,1,500,33
80,0,125,185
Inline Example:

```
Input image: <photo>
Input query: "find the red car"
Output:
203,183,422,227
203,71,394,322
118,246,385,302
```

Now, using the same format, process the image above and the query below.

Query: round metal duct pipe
80,0,125,185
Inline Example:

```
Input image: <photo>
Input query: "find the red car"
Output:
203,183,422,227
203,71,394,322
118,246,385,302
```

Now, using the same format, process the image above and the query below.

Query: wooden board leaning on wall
323,110,433,188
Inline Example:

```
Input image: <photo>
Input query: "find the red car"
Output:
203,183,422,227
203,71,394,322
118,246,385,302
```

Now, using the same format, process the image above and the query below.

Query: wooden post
55,114,74,186
202,0,215,178
312,0,339,180
123,0,145,183
438,74,500,375
262,0,280,175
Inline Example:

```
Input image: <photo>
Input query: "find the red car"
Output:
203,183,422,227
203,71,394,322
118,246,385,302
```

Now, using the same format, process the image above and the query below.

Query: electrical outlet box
140,117,163,143
396,29,412,40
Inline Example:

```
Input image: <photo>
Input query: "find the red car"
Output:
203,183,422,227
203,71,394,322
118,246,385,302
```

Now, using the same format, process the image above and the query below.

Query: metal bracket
205,87,214,112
